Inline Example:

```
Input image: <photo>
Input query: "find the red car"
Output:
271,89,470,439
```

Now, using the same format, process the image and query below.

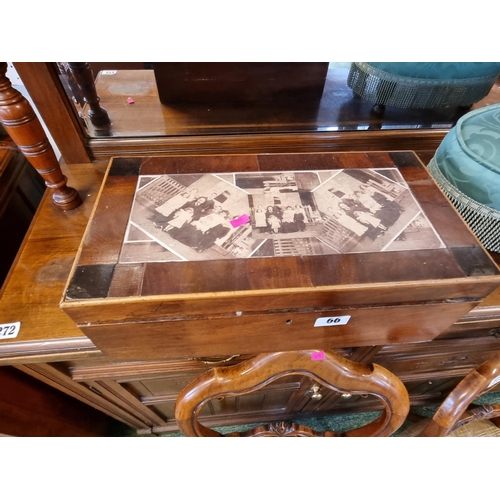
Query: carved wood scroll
0,62,81,211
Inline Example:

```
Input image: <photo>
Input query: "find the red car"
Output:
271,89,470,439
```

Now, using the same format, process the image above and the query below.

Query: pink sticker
230,214,250,228
127,97,134,104
311,351,325,361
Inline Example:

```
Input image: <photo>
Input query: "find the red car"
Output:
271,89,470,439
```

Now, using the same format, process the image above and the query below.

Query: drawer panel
139,375,303,422
371,337,500,381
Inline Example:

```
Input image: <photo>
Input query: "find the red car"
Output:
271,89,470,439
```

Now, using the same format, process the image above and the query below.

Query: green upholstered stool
427,103,500,252
347,62,500,111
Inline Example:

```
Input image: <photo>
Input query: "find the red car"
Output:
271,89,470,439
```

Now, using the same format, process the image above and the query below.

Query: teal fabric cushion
434,103,500,210
369,62,500,80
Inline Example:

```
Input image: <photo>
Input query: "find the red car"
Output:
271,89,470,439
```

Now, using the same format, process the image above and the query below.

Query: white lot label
314,316,351,327
101,70,117,75
0,322,21,340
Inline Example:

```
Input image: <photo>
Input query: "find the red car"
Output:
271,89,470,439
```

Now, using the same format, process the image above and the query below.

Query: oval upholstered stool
427,103,500,252
347,62,500,114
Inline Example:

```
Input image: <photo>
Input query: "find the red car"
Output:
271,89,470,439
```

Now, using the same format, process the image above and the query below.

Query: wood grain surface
1,152,499,366
57,152,500,362
0,161,107,351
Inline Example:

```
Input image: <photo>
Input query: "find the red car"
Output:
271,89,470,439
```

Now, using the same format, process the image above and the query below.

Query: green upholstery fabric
347,62,500,109
368,62,500,80
435,103,500,210
427,103,500,251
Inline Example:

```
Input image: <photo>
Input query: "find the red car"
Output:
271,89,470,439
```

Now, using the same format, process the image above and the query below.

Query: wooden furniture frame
175,349,410,437
0,154,500,435
1,63,500,434
418,350,500,436
0,63,81,210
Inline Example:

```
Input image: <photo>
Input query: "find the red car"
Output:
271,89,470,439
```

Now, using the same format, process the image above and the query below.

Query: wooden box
60,152,500,362
152,63,329,104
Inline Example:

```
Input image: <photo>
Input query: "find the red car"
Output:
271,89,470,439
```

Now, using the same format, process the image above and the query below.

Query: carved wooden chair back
174,349,410,437
411,350,500,437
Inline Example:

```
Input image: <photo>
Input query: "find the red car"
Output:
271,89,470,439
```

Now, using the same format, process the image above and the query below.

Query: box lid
61,152,500,326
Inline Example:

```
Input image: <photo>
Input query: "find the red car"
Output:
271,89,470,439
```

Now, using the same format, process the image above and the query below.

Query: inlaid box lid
60,152,500,345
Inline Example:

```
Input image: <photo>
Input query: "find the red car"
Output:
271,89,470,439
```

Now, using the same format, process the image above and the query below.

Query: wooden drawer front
81,301,475,362
436,318,500,340
371,337,500,382
437,324,500,341
151,389,297,422
124,369,208,400
137,374,303,423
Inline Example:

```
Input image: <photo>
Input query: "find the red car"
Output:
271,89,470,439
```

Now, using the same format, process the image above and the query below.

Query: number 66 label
314,316,351,327
0,322,21,339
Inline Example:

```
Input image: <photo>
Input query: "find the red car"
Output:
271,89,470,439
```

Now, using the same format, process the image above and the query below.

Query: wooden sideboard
1,155,500,435
0,140,45,286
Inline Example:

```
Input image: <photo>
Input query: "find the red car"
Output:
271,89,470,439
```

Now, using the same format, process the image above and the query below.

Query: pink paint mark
230,214,251,228
127,97,135,104
311,351,325,361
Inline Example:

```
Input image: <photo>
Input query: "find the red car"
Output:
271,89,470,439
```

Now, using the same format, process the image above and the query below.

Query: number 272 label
0,322,21,339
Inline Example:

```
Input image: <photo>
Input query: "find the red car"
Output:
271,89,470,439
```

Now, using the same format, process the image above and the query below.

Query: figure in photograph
163,206,194,232
355,184,383,213
192,193,217,221
281,206,298,233
267,213,282,234
254,205,267,229
371,192,402,228
149,195,214,229
294,205,307,232
338,201,358,217
192,205,231,234
328,207,368,237
265,205,282,233
341,195,367,214
353,210,386,239
195,209,233,252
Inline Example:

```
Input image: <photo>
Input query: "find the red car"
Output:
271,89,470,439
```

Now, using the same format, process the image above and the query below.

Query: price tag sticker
311,351,325,361
0,322,21,340
314,316,351,327
101,70,117,75
230,214,251,228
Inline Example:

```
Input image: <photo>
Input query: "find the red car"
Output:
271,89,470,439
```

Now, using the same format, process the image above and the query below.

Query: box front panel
80,301,477,361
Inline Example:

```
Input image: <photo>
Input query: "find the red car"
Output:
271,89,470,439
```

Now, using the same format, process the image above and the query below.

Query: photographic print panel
119,168,445,263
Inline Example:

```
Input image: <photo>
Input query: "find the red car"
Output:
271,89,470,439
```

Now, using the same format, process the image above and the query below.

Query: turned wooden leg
0,62,81,211
67,63,111,127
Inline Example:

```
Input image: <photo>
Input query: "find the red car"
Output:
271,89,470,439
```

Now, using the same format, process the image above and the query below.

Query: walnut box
60,152,500,362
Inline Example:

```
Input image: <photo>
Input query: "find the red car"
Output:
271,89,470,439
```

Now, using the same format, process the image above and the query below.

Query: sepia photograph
119,168,445,263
